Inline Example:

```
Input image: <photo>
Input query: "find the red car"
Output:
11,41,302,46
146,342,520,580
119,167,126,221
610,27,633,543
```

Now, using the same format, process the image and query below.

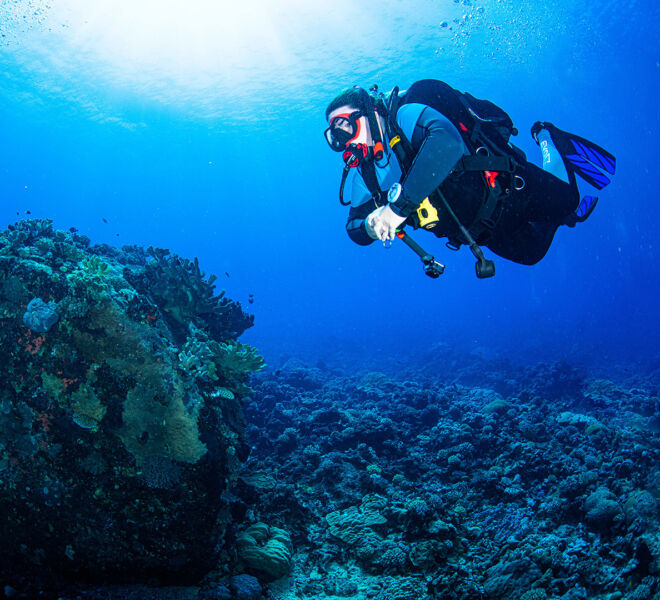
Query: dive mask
324,110,365,152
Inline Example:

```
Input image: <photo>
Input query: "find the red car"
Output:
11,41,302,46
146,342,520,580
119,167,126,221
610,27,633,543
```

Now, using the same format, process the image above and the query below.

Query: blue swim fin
531,121,616,190
562,195,599,227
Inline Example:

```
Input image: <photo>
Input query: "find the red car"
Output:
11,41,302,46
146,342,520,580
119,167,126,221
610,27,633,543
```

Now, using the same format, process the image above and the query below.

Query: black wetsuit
344,102,579,265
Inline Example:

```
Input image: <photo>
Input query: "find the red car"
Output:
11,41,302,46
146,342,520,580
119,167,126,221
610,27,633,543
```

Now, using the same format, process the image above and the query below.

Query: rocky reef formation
0,219,263,590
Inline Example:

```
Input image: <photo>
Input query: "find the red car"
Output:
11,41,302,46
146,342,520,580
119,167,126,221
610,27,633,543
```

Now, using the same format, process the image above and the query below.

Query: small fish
16,212,19,216
26,210,31,214
102,218,108,223
225,272,230,278
115,233,120,237
274,369,281,376
69,227,78,233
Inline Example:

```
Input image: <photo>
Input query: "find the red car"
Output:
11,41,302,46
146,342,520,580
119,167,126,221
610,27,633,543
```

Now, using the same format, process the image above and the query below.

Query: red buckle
484,171,499,188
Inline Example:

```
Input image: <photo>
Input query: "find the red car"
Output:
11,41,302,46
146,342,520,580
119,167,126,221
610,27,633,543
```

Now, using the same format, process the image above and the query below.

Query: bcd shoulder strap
385,85,523,242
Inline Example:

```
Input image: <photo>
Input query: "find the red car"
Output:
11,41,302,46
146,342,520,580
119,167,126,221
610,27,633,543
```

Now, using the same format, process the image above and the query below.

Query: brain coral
237,522,294,582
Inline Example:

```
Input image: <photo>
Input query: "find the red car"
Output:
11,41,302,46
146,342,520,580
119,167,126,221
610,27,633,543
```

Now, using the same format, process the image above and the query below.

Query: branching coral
178,326,264,397
126,246,254,344
210,340,265,395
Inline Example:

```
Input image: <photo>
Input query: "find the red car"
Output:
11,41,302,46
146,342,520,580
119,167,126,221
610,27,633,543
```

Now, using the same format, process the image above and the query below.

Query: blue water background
1,0,658,371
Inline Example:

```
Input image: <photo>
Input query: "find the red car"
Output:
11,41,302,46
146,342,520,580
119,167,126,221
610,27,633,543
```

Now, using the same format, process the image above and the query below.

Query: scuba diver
324,80,616,278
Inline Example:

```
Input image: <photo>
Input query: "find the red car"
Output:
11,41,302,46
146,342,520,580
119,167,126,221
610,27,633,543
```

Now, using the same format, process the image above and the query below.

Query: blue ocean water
1,0,659,370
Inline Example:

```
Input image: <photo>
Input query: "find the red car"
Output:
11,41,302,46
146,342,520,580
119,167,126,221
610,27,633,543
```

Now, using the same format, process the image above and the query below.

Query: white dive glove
365,183,408,241
365,205,406,241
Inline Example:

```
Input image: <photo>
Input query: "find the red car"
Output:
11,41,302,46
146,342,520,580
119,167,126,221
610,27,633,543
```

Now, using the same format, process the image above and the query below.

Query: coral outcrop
0,219,263,588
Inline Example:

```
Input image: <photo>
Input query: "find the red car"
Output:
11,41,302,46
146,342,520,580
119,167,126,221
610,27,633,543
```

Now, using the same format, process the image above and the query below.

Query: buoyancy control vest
382,79,526,244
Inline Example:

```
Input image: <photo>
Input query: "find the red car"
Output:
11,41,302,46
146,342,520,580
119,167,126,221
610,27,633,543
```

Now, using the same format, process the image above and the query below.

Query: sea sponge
22,297,59,332
237,523,293,582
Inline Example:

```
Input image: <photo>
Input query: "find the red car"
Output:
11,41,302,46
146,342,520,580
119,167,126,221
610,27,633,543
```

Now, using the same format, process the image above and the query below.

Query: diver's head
324,87,384,165
325,104,369,152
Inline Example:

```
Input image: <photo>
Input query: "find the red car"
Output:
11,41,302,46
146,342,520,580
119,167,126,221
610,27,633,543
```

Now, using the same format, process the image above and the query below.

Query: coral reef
2,220,659,600
0,219,262,590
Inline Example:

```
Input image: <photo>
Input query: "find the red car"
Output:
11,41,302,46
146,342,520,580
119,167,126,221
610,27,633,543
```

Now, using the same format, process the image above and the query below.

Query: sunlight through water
2,0,643,124
1,0,507,121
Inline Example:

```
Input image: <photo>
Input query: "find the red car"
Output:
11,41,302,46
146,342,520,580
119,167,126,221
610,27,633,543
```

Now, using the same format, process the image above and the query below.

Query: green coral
68,302,207,464
0,219,260,577
211,340,264,393
66,256,113,301
82,256,111,277
41,372,65,404
177,326,264,397
39,259,236,466
119,381,206,464
178,329,219,382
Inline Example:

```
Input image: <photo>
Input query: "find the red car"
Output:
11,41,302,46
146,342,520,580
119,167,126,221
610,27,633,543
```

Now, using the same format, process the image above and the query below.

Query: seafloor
9,357,660,600
240,356,660,600
1,221,659,600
